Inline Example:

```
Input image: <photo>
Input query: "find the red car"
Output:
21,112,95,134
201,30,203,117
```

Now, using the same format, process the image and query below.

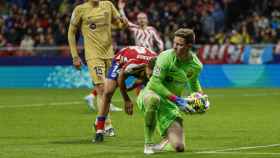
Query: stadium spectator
200,10,215,42
240,24,251,44
0,34,6,48
19,34,34,55
0,0,280,57
274,39,280,63
229,30,243,45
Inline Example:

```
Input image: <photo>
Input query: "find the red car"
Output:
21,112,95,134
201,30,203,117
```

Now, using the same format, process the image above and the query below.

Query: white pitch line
197,144,280,154
0,101,84,109
0,99,123,109
197,151,280,155
210,92,280,97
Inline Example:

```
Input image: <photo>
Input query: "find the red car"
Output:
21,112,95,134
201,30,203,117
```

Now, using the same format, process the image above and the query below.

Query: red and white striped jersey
128,23,164,52
114,46,157,73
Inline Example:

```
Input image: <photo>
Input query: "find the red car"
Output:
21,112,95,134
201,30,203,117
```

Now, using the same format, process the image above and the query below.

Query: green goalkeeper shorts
137,88,183,137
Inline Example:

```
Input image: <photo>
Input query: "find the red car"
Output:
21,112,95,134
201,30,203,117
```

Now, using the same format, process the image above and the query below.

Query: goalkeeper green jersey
146,48,203,98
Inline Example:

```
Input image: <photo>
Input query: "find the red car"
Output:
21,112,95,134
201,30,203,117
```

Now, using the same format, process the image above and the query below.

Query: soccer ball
188,92,210,113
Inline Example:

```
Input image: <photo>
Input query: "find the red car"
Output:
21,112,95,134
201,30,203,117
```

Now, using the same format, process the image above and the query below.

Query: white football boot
84,94,95,111
144,144,155,155
152,139,169,152
104,126,116,137
109,103,122,112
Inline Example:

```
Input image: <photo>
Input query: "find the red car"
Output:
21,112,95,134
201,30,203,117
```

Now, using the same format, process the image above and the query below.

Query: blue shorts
107,60,120,80
107,60,138,89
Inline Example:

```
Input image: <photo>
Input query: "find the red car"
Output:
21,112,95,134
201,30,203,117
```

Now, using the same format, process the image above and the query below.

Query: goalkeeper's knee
144,93,160,111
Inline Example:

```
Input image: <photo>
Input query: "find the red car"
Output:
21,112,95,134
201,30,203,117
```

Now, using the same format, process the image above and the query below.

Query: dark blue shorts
107,60,120,80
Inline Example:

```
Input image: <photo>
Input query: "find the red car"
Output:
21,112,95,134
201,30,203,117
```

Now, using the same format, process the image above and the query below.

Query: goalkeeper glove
168,95,196,113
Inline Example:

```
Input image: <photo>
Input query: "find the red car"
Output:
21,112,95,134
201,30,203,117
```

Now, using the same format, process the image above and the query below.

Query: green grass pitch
0,88,279,158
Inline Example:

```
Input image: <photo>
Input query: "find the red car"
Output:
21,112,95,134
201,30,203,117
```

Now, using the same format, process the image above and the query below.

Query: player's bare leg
93,83,105,142
94,79,118,143
166,120,185,152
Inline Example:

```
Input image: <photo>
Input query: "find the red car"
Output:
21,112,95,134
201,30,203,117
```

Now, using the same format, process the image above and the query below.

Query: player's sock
144,95,159,144
104,115,116,136
105,115,113,129
144,112,156,144
92,115,106,143
92,90,97,97
95,115,106,133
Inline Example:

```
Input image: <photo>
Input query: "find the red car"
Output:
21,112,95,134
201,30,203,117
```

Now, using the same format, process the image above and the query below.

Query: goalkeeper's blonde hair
174,28,195,44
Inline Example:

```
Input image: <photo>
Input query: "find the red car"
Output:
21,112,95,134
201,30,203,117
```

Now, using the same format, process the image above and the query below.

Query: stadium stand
0,0,280,63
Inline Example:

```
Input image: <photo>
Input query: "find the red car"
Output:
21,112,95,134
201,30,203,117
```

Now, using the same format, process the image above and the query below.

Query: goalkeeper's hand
168,95,196,113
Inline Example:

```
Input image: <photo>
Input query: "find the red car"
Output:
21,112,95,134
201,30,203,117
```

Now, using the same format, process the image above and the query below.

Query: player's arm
186,65,211,113
187,67,203,93
148,55,173,98
118,68,133,115
68,6,82,70
110,1,128,29
118,0,137,28
149,54,195,112
152,27,164,52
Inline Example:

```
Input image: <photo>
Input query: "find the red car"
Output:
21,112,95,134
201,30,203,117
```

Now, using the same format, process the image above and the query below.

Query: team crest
104,12,109,18
187,69,194,78
154,66,161,77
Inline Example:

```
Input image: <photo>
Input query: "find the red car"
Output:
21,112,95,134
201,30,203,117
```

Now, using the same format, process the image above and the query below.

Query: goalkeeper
137,28,207,154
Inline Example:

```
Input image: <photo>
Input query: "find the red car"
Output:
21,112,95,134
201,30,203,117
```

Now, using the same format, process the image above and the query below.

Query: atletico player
118,0,164,52
94,46,157,142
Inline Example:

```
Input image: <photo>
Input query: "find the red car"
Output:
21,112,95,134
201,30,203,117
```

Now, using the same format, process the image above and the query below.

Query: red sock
92,90,97,96
95,116,106,131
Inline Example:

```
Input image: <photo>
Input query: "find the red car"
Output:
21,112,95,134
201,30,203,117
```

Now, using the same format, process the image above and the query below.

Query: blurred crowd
119,0,280,47
0,0,280,56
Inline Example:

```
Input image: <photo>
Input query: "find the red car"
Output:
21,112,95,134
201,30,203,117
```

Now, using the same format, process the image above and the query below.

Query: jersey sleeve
68,6,82,58
109,1,124,29
151,27,164,52
187,54,203,93
148,53,173,98
119,6,138,28
70,6,82,27
186,67,202,93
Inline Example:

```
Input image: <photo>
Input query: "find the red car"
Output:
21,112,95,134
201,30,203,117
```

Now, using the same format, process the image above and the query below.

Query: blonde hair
174,28,195,44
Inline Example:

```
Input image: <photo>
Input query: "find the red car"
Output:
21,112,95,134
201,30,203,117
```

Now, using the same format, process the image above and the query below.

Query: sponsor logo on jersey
154,66,161,77
136,55,154,61
187,69,194,78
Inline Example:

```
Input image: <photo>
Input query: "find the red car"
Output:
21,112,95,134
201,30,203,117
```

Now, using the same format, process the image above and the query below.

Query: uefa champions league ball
190,92,210,112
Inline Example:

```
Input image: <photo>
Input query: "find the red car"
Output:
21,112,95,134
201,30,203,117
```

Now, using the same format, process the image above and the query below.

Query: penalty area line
196,143,280,154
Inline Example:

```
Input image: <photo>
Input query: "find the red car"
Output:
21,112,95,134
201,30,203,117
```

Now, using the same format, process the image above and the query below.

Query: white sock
86,93,94,99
